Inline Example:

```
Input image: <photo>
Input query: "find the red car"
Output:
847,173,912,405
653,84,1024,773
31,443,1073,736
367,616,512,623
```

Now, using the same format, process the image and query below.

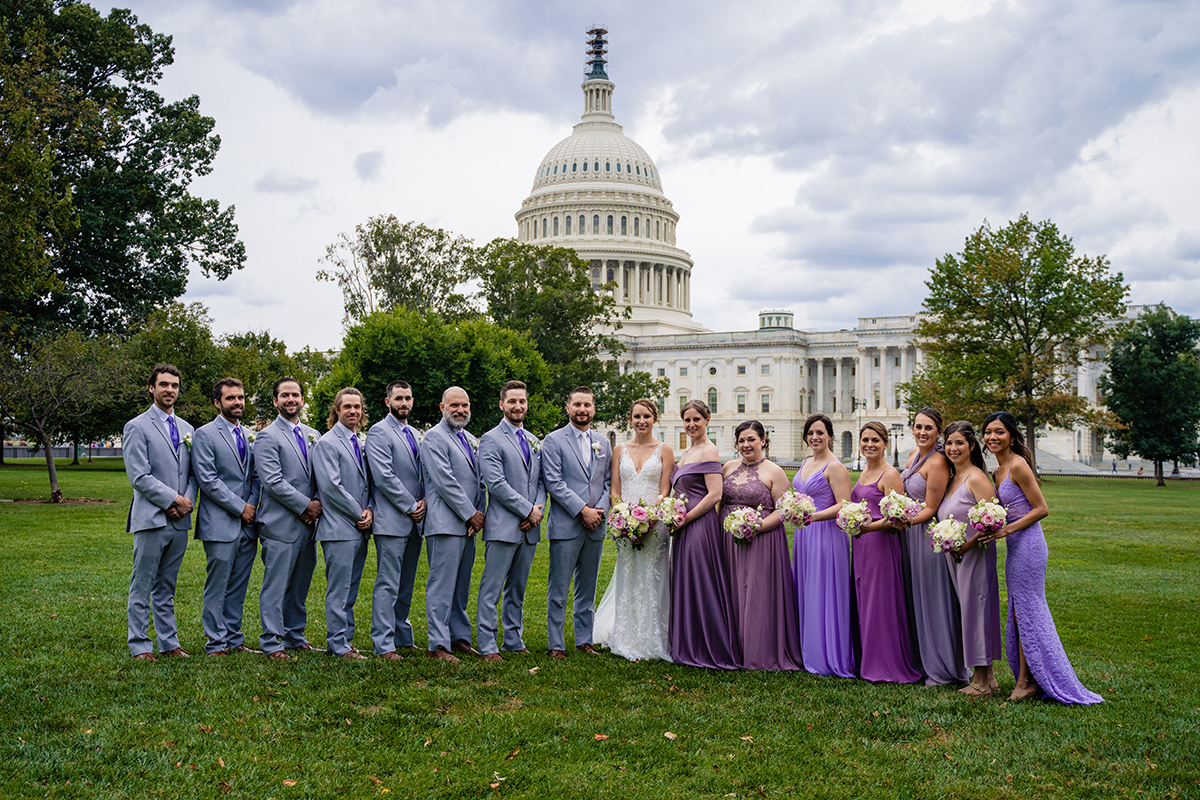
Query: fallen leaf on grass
253,696,259,702
805,724,813,730
528,667,540,675
506,749,520,760
218,781,231,794
740,736,753,743
345,719,351,725
424,737,432,747
85,730,92,735
369,776,382,784
218,757,225,768
594,734,608,741
282,779,298,787
490,784,499,789
196,724,212,734
664,732,677,740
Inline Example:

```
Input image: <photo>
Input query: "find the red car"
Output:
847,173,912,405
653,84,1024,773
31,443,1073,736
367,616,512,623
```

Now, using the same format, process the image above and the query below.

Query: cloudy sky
110,0,1200,350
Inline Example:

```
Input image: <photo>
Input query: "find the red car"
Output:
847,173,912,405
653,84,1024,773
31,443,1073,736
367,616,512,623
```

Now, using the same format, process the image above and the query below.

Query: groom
541,386,611,659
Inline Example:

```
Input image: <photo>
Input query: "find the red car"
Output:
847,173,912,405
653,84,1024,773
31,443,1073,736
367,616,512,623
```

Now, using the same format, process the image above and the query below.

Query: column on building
881,346,892,411
815,358,825,413
899,346,908,411
856,350,867,413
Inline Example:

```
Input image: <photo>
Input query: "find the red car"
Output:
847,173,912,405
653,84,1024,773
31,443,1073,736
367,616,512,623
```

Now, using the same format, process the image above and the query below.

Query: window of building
761,394,770,414
607,215,614,235
606,268,615,284
591,268,600,290
553,216,559,236
633,217,639,236
707,387,718,413
709,366,717,376
541,218,547,237
572,162,577,172
737,394,746,414
874,389,881,409
621,216,627,235
873,356,880,368
894,356,901,368
553,165,558,175
593,215,599,234
606,161,611,172
737,365,746,375
679,432,688,450
636,165,641,175
657,368,665,377
583,161,588,172
594,161,600,171
626,163,631,174
761,363,770,375
656,220,660,239
679,395,689,412
616,162,622,172
850,366,856,376
579,215,585,233
832,396,837,413
679,367,688,377
895,389,902,408
564,215,571,235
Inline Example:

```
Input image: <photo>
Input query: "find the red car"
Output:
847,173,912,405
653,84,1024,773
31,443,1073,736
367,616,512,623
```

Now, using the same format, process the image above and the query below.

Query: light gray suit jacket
254,416,320,544
541,424,611,542
478,419,545,545
420,418,485,538
313,422,373,542
124,406,197,533
365,415,424,538
193,416,259,543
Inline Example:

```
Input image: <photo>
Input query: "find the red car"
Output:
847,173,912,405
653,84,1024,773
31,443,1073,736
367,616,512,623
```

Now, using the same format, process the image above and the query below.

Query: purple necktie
402,425,420,462
166,415,180,451
352,434,363,467
233,425,246,461
456,430,475,467
293,426,308,461
516,428,531,466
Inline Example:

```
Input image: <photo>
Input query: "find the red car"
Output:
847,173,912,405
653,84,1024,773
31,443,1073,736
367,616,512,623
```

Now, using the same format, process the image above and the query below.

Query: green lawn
0,466,1197,798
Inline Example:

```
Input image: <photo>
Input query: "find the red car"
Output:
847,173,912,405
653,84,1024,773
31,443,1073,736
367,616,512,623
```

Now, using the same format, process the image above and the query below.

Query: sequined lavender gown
791,459,855,678
668,461,740,670
722,462,802,671
999,478,1103,704
901,452,969,685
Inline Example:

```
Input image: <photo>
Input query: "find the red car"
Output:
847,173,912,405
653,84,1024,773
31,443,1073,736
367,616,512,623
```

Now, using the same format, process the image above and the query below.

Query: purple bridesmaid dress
999,478,1103,704
851,476,921,683
668,461,740,670
791,460,855,678
940,481,1001,671
722,462,803,671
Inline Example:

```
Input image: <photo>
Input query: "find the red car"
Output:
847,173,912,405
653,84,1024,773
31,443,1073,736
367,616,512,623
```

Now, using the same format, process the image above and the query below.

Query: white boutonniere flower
529,436,541,453
591,441,603,459
357,432,367,447
182,433,192,450
246,431,256,444
307,432,317,445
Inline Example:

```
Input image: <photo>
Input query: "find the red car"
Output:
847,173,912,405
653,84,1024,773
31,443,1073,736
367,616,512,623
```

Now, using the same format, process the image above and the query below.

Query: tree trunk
1,420,5,466
38,429,63,503
71,434,80,465
1155,460,1165,487
1023,413,1038,475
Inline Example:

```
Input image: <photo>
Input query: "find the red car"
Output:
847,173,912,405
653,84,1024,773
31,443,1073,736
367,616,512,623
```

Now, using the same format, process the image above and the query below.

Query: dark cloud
253,168,319,194
354,150,384,181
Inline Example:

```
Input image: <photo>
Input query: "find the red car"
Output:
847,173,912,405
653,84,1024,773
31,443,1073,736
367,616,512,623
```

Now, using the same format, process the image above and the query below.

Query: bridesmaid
668,400,739,669
899,408,969,686
980,412,1103,704
721,421,803,671
851,422,921,683
939,421,1002,697
791,414,855,678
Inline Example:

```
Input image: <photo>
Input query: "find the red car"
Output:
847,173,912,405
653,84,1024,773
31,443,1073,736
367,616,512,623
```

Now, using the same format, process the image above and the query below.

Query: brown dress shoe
207,649,231,657
378,651,404,661
427,647,461,663
549,649,567,659
337,650,367,660
451,640,480,657
266,650,290,661
132,652,157,662
232,644,262,654
576,643,599,655
160,647,190,658
481,652,504,662
285,642,321,653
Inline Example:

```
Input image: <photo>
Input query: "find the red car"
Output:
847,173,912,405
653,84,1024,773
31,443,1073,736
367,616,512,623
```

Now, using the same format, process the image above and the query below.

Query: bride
593,398,675,661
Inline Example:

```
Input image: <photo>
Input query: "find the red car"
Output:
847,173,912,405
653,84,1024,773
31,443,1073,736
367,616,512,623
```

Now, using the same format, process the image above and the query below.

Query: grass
0,465,1197,798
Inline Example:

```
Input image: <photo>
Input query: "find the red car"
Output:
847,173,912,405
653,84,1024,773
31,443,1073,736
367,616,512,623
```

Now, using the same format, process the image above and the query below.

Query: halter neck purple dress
722,461,803,671
851,473,921,683
901,450,969,685
791,459,855,678
940,479,1001,670
669,461,740,670
999,477,1103,704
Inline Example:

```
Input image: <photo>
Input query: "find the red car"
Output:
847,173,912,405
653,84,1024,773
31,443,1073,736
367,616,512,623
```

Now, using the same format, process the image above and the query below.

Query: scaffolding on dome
585,26,608,79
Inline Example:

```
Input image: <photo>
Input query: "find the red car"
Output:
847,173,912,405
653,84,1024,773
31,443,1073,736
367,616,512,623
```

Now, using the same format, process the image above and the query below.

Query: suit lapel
568,427,589,475
504,426,531,475
279,418,309,474
149,410,180,461
219,423,247,475
388,417,418,472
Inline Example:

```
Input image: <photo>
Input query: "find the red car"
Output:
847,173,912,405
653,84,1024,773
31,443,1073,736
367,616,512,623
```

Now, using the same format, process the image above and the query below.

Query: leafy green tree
312,309,554,437
3,1,245,336
1098,306,1200,486
903,214,1127,471
129,302,222,428
317,216,478,323
219,330,313,425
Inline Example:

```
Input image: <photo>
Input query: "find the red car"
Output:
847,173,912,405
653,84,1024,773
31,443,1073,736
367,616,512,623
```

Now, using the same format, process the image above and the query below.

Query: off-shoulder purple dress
999,478,1103,704
669,461,740,670
851,475,921,683
791,459,855,678
940,480,1001,670
722,462,803,671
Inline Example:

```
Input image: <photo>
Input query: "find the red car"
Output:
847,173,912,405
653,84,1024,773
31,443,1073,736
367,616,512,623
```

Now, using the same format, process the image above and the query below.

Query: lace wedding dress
593,443,672,661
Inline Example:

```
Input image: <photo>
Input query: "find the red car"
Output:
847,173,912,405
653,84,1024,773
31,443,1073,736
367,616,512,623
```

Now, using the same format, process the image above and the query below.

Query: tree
129,302,223,428
3,1,245,336
0,330,139,500
903,214,1127,472
219,330,313,425
1098,306,1200,486
317,216,478,323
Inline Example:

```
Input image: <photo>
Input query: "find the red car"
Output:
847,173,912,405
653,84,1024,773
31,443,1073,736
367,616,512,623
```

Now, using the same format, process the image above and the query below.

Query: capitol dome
515,28,706,336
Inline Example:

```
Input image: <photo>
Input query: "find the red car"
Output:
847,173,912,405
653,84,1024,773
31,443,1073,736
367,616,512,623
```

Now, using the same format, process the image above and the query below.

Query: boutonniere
246,431,256,444
591,441,603,459
183,433,193,450
307,432,317,445
529,436,541,453
357,432,367,447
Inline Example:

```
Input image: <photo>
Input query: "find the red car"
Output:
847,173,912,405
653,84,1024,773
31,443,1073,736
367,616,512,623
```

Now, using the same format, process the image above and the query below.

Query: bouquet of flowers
967,498,1007,548
607,497,658,549
778,490,817,528
835,500,871,538
659,496,689,535
928,515,968,559
879,489,925,527
723,506,763,545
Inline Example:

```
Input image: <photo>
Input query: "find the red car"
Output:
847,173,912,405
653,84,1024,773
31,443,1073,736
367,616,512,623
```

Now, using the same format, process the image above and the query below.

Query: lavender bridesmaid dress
999,478,1103,704
940,481,1001,671
851,476,921,683
722,462,803,671
791,460,855,678
901,453,969,685
668,461,740,669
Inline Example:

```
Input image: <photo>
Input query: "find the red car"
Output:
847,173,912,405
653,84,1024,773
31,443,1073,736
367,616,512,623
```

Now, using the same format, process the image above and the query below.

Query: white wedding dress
593,443,672,662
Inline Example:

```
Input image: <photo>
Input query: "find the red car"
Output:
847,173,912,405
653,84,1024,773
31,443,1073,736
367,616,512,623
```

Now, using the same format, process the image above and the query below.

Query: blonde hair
327,387,366,430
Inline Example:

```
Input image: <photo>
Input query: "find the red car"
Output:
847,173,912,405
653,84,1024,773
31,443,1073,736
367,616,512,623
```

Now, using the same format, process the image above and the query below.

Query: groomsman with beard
254,378,323,660
192,378,261,656
475,380,546,662
421,386,486,663
124,364,198,660
364,380,426,660
541,386,611,659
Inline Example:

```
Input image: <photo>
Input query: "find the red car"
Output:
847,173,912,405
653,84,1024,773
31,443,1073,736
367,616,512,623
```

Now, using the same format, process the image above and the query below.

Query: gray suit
475,419,545,654
192,415,260,653
313,421,373,656
421,418,486,652
254,415,320,653
365,414,425,654
123,405,198,656
541,424,611,651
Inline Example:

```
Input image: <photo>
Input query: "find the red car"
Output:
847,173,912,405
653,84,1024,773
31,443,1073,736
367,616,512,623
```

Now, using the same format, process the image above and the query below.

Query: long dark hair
943,420,986,475
983,411,1035,467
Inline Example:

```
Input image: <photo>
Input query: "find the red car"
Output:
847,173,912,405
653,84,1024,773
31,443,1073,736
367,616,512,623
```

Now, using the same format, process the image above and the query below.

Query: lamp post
891,423,903,469
852,398,869,471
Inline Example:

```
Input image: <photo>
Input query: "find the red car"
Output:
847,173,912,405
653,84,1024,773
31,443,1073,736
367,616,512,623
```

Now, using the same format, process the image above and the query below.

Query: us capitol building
514,29,1112,468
